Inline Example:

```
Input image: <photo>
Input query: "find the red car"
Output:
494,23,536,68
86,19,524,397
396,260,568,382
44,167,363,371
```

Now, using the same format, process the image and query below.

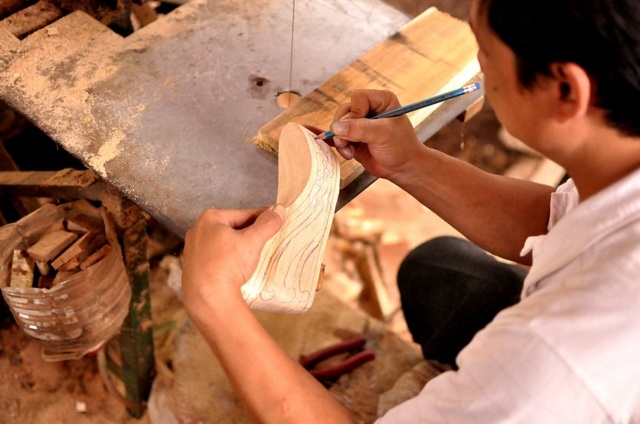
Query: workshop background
0,0,564,423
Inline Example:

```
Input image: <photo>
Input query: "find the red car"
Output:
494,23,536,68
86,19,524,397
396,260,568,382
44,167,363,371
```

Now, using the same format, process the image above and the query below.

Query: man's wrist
184,281,247,322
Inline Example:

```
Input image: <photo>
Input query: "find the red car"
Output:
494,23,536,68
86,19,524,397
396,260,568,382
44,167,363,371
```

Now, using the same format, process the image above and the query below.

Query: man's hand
327,89,424,181
180,205,355,424
181,205,285,311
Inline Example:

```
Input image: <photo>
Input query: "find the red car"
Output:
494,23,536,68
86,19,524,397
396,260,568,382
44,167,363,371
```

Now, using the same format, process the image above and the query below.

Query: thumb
244,204,285,245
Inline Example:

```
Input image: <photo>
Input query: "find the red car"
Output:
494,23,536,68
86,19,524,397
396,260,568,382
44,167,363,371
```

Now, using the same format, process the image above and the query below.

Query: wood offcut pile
1,200,111,291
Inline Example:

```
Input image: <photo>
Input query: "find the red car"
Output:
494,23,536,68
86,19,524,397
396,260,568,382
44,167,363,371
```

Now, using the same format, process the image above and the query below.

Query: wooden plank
0,169,100,198
60,199,106,233
26,229,78,262
0,0,63,39
79,244,111,270
253,7,481,188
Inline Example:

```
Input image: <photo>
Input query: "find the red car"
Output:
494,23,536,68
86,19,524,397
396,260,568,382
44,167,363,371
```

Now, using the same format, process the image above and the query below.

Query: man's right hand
328,89,424,182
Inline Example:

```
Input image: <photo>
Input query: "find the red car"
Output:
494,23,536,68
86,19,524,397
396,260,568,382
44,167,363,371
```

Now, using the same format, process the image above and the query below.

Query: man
181,0,640,421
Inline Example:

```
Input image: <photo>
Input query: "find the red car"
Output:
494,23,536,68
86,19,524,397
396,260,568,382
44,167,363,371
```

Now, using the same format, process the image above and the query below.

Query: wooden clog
242,123,340,313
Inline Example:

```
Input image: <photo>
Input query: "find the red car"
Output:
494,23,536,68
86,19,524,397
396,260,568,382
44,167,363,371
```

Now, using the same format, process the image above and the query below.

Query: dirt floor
0,1,569,423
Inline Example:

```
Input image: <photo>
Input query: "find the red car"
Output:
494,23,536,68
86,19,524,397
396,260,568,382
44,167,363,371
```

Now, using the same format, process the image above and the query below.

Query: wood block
50,232,105,270
26,230,78,262
10,249,35,288
59,199,102,218
42,219,66,235
79,244,111,270
35,260,51,276
0,0,63,39
0,225,16,244
61,199,105,234
65,219,89,234
18,203,64,245
241,123,340,313
252,7,481,188
65,215,104,234
56,260,80,274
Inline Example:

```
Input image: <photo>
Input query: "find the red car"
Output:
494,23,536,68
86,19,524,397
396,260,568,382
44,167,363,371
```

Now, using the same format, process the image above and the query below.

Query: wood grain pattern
252,7,481,188
242,123,340,313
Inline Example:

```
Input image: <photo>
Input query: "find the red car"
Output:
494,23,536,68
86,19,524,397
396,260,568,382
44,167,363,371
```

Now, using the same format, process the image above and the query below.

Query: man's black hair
478,0,640,137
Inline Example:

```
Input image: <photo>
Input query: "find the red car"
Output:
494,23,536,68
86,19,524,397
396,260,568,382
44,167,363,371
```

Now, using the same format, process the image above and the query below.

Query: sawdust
92,127,126,177
0,320,151,424
0,12,146,182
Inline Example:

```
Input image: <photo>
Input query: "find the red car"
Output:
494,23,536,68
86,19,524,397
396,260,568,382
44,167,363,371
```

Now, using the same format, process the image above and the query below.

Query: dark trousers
397,236,527,368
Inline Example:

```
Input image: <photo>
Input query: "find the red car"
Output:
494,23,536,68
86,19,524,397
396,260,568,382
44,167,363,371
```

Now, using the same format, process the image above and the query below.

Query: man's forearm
390,146,553,264
186,290,355,424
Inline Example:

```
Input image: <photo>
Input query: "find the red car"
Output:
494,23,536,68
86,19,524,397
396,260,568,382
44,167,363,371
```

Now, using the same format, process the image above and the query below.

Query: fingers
333,103,352,122
242,204,285,246
350,89,402,118
336,145,356,160
329,90,404,153
194,207,267,230
332,90,399,121
306,89,406,162
189,205,284,245
191,205,283,236
332,116,406,145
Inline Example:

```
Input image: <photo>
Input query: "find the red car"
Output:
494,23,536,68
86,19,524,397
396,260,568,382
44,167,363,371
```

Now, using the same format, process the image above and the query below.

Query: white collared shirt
379,168,640,423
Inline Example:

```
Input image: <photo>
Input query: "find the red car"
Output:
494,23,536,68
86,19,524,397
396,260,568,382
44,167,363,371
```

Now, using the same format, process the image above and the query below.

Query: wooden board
253,7,481,188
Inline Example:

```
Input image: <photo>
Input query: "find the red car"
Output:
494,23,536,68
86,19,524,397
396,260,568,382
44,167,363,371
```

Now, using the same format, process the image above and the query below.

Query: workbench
0,0,481,238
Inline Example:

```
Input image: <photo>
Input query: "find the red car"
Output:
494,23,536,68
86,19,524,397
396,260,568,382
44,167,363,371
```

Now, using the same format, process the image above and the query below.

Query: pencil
317,82,481,140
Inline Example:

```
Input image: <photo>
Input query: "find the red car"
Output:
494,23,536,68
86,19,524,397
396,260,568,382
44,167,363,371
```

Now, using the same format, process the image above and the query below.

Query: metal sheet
1,0,409,237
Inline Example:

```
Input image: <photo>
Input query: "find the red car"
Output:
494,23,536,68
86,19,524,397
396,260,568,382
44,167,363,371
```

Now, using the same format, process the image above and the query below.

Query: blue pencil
317,82,481,140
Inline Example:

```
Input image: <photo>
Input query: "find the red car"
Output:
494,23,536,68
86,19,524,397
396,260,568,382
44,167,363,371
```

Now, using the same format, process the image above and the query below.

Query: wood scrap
0,200,115,290
0,0,64,39
79,244,111,270
26,229,78,262
10,249,35,288
35,259,50,276
65,214,104,234
41,219,66,235
60,199,103,220
50,231,105,270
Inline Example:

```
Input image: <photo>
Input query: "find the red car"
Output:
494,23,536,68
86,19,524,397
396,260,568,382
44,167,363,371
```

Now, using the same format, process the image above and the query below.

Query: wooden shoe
241,122,340,313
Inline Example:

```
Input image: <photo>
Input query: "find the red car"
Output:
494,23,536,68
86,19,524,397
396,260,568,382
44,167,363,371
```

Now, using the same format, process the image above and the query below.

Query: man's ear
549,62,593,122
